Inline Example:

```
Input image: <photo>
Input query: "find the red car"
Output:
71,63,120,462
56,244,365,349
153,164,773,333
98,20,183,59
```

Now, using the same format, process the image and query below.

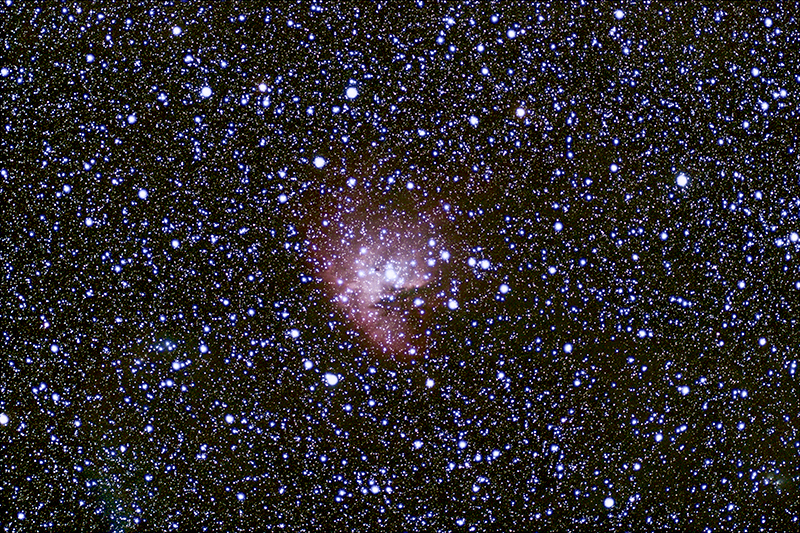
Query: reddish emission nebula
304,185,459,362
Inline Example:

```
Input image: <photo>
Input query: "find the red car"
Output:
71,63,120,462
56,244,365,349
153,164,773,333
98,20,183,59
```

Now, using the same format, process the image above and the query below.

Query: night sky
2,2,799,531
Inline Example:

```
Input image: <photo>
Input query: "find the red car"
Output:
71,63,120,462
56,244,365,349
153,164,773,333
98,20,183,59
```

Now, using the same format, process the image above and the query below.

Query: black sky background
1,1,799,531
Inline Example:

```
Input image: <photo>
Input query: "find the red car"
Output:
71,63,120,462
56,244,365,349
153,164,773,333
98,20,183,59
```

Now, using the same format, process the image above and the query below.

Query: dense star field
2,2,799,531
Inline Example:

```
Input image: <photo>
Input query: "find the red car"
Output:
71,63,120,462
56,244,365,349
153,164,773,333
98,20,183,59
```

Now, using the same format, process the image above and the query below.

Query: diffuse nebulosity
303,175,464,362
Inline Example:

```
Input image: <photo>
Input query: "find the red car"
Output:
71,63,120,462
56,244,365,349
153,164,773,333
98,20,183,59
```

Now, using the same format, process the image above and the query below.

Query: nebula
303,184,457,362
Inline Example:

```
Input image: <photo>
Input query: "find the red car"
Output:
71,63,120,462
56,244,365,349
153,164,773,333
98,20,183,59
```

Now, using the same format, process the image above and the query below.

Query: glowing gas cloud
304,186,457,361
